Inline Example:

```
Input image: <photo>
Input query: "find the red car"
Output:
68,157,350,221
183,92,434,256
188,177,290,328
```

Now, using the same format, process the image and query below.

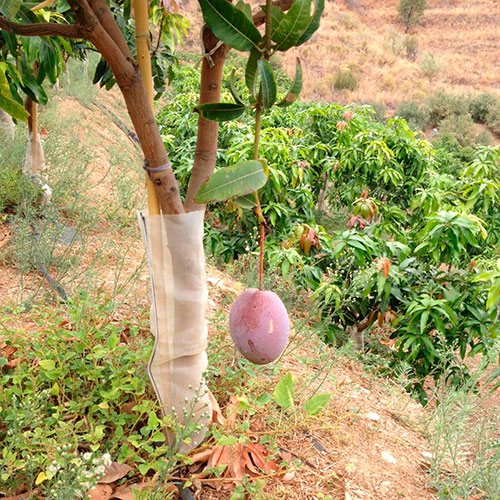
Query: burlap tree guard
138,210,212,452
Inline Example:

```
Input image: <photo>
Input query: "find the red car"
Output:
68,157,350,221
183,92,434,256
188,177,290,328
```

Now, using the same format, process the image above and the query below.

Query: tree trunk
184,28,230,212
317,172,329,211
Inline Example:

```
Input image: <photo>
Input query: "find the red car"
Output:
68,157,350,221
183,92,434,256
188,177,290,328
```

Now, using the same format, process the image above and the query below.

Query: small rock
364,412,380,421
381,451,397,464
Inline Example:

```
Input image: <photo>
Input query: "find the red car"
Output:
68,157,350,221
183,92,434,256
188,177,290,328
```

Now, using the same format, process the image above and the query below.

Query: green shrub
395,100,430,130
438,114,477,148
420,53,441,78
485,102,500,135
476,129,493,146
333,68,359,91
404,35,418,60
426,92,468,126
362,101,386,122
0,165,40,213
468,93,499,123
398,0,428,29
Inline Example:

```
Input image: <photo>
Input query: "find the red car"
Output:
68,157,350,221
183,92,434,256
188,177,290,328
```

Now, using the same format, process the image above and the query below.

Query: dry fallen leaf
110,483,147,500
98,462,132,484
88,484,113,500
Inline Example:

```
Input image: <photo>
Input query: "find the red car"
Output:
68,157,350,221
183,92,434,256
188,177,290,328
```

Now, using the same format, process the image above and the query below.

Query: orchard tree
398,0,427,31
0,0,323,448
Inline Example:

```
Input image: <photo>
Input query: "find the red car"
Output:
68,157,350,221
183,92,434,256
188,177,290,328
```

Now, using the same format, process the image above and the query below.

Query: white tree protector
23,132,45,175
138,210,212,452
22,132,52,203
0,109,15,140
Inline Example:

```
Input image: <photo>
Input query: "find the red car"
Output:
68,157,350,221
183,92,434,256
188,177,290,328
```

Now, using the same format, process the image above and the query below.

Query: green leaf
272,0,312,51
245,48,259,101
273,373,296,409
0,0,21,17
0,64,28,121
258,60,276,108
261,5,285,30
254,392,272,406
235,0,252,20
198,0,262,51
304,393,330,416
195,102,247,122
39,359,56,371
20,72,48,105
295,0,324,46
228,69,244,106
138,463,150,475
218,435,238,445
0,93,29,121
195,160,267,203
278,58,303,107
234,193,257,209
151,432,166,442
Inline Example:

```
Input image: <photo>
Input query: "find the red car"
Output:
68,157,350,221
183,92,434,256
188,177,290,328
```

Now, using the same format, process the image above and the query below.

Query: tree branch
88,0,133,60
0,15,83,38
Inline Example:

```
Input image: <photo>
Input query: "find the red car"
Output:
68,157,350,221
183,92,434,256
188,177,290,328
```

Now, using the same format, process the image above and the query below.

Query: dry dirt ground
0,87,441,499
180,0,500,109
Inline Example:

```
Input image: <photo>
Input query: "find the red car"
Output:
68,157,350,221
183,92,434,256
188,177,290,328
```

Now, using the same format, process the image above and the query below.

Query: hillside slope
181,0,500,109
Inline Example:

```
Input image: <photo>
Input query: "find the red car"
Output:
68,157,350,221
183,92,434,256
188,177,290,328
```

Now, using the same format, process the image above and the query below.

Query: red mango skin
229,288,290,365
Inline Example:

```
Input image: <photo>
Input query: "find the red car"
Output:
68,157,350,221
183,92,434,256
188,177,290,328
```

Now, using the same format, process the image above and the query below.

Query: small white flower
95,465,105,475
102,453,112,466
83,452,92,461
47,464,58,476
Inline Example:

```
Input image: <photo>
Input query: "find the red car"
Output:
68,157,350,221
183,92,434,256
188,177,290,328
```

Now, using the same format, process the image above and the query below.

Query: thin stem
259,223,265,290
253,98,265,290
253,105,262,160
264,0,273,57
253,0,273,290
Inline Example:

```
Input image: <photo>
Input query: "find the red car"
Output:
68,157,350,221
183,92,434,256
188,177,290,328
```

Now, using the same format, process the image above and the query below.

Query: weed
426,357,500,499
404,35,418,60
420,53,441,78
333,67,358,91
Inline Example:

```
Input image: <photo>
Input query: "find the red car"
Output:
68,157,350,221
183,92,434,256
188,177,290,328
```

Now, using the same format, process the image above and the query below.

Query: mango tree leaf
228,69,245,106
198,0,262,51
235,193,257,209
20,72,48,104
261,5,285,30
278,57,302,106
245,48,260,102
272,0,311,51
0,0,21,17
273,373,296,409
296,0,324,46
258,59,276,109
0,65,28,121
195,102,247,122
2,31,17,54
235,0,252,20
304,393,330,416
195,160,267,203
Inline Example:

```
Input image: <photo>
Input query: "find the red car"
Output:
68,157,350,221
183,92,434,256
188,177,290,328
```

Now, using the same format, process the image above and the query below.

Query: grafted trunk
184,29,230,212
